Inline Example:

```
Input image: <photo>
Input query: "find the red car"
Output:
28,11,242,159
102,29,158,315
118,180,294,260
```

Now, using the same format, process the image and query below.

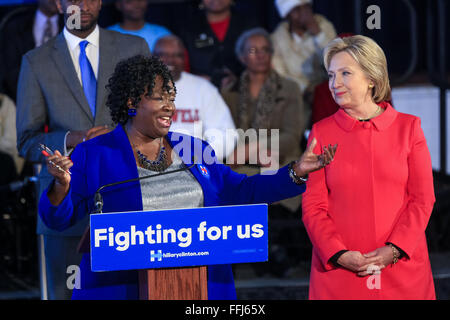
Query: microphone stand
78,159,197,253
92,162,196,214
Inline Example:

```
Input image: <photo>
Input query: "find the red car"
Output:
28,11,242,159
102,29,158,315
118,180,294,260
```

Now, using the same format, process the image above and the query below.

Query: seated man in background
271,0,336,106
153,35,237,162
108,0,171,52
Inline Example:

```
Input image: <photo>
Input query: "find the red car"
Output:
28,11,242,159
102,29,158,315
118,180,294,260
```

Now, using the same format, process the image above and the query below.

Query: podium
138,266,207,300
79,229,207,299
79,204,268,300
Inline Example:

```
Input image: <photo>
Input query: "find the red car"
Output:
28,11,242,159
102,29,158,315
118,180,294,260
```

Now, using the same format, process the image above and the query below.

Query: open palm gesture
294,138,337,177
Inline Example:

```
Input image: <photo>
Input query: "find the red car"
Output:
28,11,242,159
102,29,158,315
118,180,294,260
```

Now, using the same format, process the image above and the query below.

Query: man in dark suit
0,0,63,101
16,0,150,299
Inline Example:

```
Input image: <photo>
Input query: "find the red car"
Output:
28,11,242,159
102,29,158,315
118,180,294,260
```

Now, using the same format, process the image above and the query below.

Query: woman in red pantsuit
302,35,436,299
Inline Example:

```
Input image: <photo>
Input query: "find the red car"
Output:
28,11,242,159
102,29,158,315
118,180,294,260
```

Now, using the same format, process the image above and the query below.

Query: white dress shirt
62,25,100,154
63,25,100,83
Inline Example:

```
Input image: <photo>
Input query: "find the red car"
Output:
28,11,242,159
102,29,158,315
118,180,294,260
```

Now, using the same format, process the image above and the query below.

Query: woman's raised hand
294,138,337,177
45,150,73,205
46,150,72,186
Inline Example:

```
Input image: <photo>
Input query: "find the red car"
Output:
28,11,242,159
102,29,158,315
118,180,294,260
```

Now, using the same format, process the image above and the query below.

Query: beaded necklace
126,125,169,172
134,137,169,172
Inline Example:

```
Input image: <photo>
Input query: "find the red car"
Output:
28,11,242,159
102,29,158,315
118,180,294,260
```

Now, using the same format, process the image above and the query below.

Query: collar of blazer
333,101,397,132
51,28,117,124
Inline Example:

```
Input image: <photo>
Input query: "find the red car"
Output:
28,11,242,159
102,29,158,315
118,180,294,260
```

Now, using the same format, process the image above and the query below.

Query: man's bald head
153,35,186,81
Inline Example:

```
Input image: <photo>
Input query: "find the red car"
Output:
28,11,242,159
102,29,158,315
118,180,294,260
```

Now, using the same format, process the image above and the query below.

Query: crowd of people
0,0,337,299
0,0,437,300
0,0,335,176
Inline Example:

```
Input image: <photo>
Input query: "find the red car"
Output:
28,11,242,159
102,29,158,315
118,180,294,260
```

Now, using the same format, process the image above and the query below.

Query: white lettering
222,225,232,239
95,225,193,251
66,265,80,290
251,224,264,238
94,221,264,252
66,5,81,31
115,231,129,251
163,228,176,243
185,304,219,317
145,225,156,244
366,5,381,30
197,221,207,241
108,227,114,247
237,225,251,239
207,226,222,241
94,228,107,247
131,225,144,245
177,228,192,247
366,265,381,289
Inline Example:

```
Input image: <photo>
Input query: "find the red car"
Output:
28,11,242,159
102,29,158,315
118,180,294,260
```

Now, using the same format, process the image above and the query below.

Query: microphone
92,158,197,214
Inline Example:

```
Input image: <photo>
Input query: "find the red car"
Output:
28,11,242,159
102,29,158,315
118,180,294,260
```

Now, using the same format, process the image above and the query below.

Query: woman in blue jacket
39,55,336,300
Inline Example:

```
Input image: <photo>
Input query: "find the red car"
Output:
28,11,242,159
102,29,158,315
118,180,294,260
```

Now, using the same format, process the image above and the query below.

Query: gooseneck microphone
92,159,197,214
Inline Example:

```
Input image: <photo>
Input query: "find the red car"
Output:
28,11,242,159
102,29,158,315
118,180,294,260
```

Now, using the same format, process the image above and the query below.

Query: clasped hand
337,246,395,277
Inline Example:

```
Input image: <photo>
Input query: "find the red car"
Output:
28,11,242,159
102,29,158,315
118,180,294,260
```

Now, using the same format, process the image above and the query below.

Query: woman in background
222,27,308,213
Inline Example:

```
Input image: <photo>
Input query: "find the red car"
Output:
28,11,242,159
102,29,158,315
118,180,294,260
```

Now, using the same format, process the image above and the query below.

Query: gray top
138,152,204,211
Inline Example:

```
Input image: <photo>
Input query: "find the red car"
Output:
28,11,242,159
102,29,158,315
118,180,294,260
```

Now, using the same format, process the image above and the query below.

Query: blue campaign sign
90,204,268,272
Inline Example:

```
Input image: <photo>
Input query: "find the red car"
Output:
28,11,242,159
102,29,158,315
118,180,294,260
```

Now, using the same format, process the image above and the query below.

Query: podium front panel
90,204,268,272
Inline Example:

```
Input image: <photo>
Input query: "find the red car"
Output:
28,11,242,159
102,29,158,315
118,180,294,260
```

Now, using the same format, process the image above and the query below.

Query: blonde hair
324,35,391,103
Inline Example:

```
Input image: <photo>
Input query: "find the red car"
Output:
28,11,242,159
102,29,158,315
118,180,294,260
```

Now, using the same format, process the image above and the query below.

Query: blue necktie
79,40,97,118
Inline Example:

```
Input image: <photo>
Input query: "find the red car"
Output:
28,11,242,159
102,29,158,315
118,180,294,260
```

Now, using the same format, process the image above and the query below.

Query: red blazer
302,102,436,299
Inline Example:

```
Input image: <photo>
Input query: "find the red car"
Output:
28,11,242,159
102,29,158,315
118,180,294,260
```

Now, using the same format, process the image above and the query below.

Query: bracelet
388,244,400,265
288,161,308,185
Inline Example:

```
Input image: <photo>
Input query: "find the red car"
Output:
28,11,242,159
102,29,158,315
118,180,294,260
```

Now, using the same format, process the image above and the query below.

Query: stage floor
0,251,449,300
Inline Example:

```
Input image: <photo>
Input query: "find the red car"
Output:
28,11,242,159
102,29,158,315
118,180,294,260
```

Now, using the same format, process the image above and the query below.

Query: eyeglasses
246,47,273,56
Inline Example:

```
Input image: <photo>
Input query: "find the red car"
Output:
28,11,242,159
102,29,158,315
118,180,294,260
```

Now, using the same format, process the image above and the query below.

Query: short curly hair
106,55,176,125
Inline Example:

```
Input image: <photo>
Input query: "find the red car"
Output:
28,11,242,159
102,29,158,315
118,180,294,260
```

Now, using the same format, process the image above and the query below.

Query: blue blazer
39,125,305,300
